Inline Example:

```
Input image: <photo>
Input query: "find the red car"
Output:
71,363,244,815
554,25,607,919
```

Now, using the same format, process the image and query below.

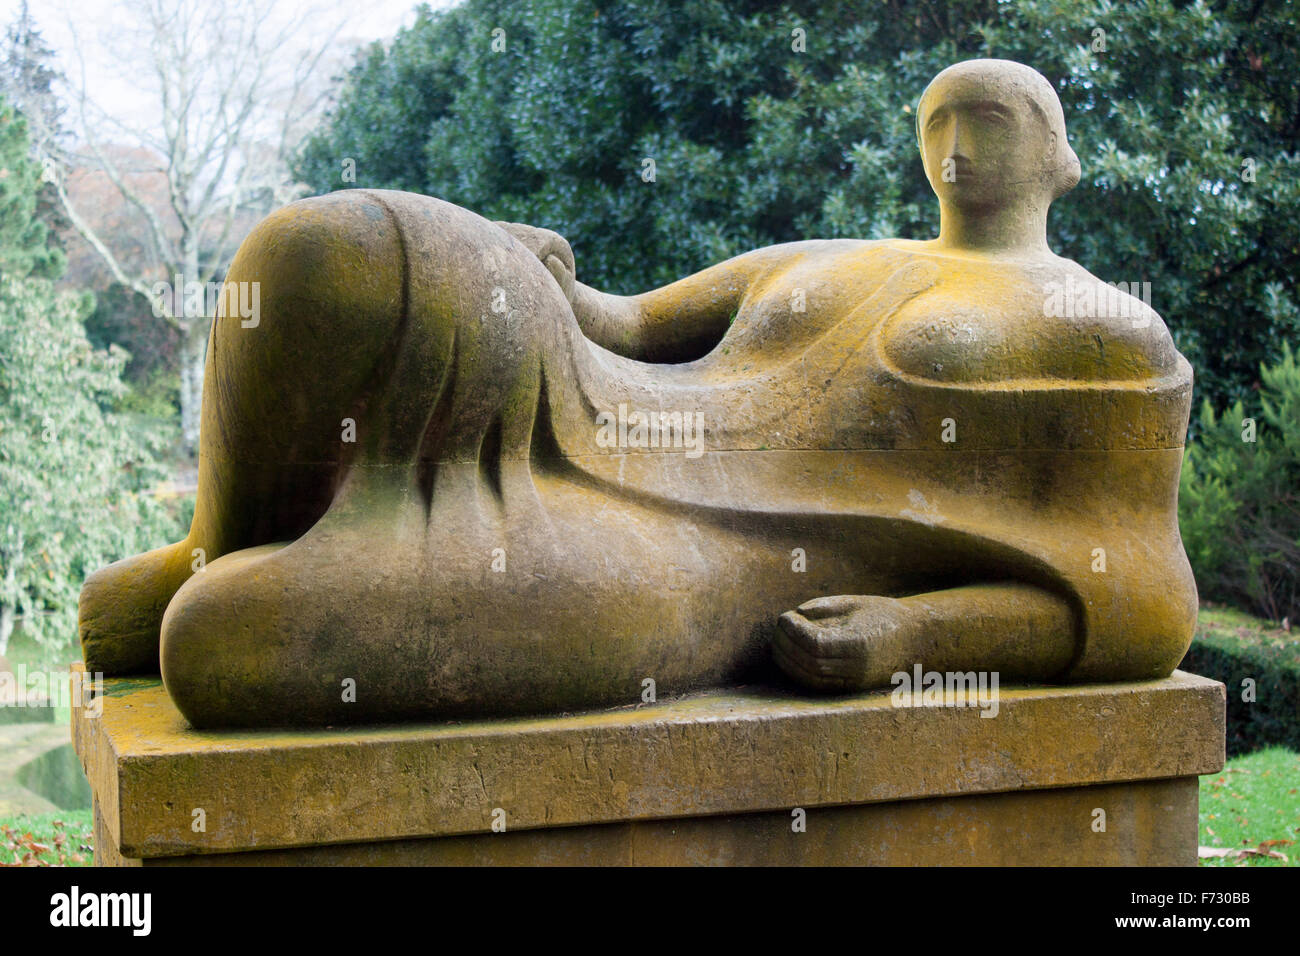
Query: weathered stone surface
74,664,1224,864
76,59,1201,729
101,779,1199,866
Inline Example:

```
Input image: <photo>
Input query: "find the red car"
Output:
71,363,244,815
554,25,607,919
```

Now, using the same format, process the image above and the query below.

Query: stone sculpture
78,59,1197,728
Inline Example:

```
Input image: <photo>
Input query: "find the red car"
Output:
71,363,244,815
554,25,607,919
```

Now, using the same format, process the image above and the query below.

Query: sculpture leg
153,190,620,726
774,583,1077,691
80,190,418,674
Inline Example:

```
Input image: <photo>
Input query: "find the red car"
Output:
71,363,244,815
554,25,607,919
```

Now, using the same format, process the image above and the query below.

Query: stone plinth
72,665,1224,866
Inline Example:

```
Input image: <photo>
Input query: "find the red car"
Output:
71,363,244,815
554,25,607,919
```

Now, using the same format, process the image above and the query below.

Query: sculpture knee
1067,565,1199,681
159,544,295,728
221,191,405,358
205,192,409,457
79,541,193,675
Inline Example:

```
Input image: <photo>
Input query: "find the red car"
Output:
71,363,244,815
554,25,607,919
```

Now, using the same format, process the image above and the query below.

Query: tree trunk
179,316,209,455
0,603,14,657
177,233,208,456
0,536,20,655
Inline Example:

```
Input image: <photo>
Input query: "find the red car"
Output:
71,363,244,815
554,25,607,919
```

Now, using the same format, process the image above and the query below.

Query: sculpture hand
494,220,576,302
774,595,917,692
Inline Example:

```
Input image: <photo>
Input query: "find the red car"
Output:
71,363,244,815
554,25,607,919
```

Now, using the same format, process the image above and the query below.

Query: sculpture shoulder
877,253,1186,386
726,237,887,279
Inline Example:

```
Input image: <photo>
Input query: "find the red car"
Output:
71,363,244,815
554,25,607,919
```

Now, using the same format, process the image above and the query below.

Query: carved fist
494,220,576,302
774,595,917,692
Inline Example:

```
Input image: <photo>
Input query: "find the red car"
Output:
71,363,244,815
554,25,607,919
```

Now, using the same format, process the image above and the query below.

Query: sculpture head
917,59,1080,215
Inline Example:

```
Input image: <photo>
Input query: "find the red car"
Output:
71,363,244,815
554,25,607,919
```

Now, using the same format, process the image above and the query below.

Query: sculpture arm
570,246,793,363
498,218,801,363
774,585,1077,692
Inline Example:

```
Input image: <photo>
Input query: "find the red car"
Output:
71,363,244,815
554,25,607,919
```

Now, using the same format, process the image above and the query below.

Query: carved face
918,71,1059,212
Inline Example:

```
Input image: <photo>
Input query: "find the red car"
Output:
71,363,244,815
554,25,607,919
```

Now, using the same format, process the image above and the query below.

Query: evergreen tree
296,0,1300,412
0,0,68,253
0,95,182,653
0,101,62,279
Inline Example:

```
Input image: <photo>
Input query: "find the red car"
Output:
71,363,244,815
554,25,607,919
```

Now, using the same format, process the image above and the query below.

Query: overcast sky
3,0,457,132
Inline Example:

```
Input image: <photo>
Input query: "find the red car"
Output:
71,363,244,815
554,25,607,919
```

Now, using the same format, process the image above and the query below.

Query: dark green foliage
296,0,1300,413
1181,616,1300,756
0,94,183,650
83,282,180,391
1180,344,1300,622
0,100,61,280
0,2,67,255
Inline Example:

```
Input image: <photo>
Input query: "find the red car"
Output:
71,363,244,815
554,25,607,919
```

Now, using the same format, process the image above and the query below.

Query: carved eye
975,103,1011,124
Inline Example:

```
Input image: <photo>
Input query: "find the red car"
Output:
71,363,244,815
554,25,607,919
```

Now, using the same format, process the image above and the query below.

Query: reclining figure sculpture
78,59,1197,728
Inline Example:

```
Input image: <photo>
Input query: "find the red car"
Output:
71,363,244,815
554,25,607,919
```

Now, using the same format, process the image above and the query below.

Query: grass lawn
2,632,93,865
1199,746,1300,866
1197,602,1297,652
0,809,93,866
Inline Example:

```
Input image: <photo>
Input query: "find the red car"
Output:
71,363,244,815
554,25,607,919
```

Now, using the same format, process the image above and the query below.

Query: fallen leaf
1198,846,1288,862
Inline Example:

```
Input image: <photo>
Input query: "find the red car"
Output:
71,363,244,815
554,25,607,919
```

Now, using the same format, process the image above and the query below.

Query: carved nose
949,118,975,167
948,155,973,175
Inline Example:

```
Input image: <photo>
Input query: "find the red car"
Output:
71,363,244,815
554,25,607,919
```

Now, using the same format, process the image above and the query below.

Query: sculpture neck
936,201,1052,258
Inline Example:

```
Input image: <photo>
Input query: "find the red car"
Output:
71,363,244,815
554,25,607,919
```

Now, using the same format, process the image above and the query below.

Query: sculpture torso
673,239,1174,383
568,237,1184,458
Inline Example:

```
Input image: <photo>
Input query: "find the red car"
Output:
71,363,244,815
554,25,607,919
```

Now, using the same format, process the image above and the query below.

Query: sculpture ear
1043,130,1081,200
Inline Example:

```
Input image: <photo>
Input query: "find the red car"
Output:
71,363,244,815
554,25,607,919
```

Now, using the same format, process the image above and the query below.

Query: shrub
1180,609,1300,757
1180,343,1300,623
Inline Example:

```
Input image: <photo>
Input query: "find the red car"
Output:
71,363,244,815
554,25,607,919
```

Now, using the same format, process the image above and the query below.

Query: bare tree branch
47,0,354,450
50,165,173,320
